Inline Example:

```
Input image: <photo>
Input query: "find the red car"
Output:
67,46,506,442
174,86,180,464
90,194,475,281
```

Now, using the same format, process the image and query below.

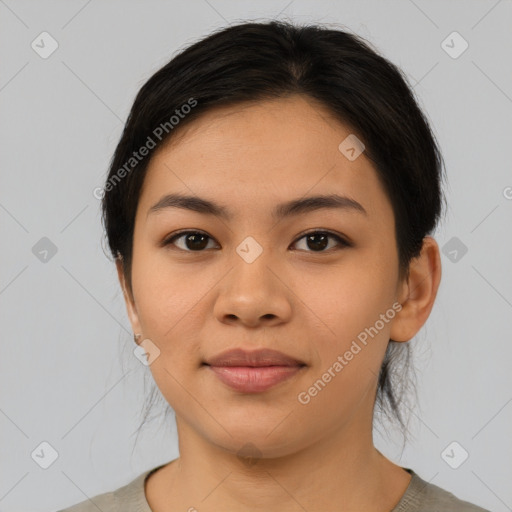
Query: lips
204,348,306,393
204,348,305,367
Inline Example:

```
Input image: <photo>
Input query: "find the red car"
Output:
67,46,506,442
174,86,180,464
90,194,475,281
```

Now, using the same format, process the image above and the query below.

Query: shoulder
55,489,117,512
55,469,154,512
401,470,492,512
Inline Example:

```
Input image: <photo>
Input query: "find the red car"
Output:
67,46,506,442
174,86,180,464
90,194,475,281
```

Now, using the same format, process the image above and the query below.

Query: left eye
162,230,350,252
292,231,350,252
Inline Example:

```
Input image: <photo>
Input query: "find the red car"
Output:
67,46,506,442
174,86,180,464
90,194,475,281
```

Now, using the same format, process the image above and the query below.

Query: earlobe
115,256,143,336
390,236,442,343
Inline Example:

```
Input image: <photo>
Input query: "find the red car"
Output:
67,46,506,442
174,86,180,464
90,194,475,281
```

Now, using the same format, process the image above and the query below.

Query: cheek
293,268,397,421
130,247,204,351
294,250,398,377
298,253,397,334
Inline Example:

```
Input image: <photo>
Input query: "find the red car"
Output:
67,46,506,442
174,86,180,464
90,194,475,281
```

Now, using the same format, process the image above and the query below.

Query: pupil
187,233,208,250
308,233,328,251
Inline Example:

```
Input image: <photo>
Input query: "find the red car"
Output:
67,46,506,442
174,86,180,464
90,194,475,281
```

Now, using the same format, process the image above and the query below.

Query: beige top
57,465,491,512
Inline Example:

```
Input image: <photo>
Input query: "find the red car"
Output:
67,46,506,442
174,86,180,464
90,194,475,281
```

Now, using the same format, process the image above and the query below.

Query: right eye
162,230,219,252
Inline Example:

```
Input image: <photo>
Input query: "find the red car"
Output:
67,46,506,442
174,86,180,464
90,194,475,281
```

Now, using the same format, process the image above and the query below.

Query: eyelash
162,229,352,253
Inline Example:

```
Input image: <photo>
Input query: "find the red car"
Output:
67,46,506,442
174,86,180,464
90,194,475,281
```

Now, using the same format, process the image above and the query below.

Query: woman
58,19,490,512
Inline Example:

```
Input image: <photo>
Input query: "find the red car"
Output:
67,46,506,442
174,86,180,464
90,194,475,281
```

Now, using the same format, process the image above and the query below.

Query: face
119,95,412,458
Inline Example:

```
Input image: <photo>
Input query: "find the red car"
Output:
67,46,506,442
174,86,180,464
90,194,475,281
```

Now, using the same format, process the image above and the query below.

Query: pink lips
204,348,305,393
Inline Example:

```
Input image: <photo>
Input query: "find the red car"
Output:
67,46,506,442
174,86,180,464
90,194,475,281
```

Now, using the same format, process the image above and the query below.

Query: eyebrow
147,193,368,220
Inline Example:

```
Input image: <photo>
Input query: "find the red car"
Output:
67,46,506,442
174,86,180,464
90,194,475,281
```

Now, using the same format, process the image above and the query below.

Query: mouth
203,348,307,393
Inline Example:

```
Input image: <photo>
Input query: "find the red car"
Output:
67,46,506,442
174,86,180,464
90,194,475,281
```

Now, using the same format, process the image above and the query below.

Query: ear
115,256,143,338
390,236,442,343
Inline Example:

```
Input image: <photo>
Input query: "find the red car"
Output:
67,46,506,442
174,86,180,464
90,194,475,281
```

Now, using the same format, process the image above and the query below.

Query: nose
213,250,293,328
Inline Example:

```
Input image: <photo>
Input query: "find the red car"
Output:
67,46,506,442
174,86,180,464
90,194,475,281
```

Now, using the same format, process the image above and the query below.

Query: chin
199,413,310,459
214,433,306,462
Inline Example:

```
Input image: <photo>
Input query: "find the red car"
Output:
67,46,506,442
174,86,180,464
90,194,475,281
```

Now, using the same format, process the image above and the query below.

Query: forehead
138,95,393,224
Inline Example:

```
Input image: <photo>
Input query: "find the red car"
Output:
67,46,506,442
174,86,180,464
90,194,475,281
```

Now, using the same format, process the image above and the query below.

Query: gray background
1,1,511,511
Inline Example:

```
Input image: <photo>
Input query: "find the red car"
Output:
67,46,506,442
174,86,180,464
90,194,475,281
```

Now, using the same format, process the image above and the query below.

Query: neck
146,412,411,512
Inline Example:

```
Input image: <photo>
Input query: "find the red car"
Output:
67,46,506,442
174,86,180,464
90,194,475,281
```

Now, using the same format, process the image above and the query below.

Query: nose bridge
213,236,292,326
233,243,275,295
